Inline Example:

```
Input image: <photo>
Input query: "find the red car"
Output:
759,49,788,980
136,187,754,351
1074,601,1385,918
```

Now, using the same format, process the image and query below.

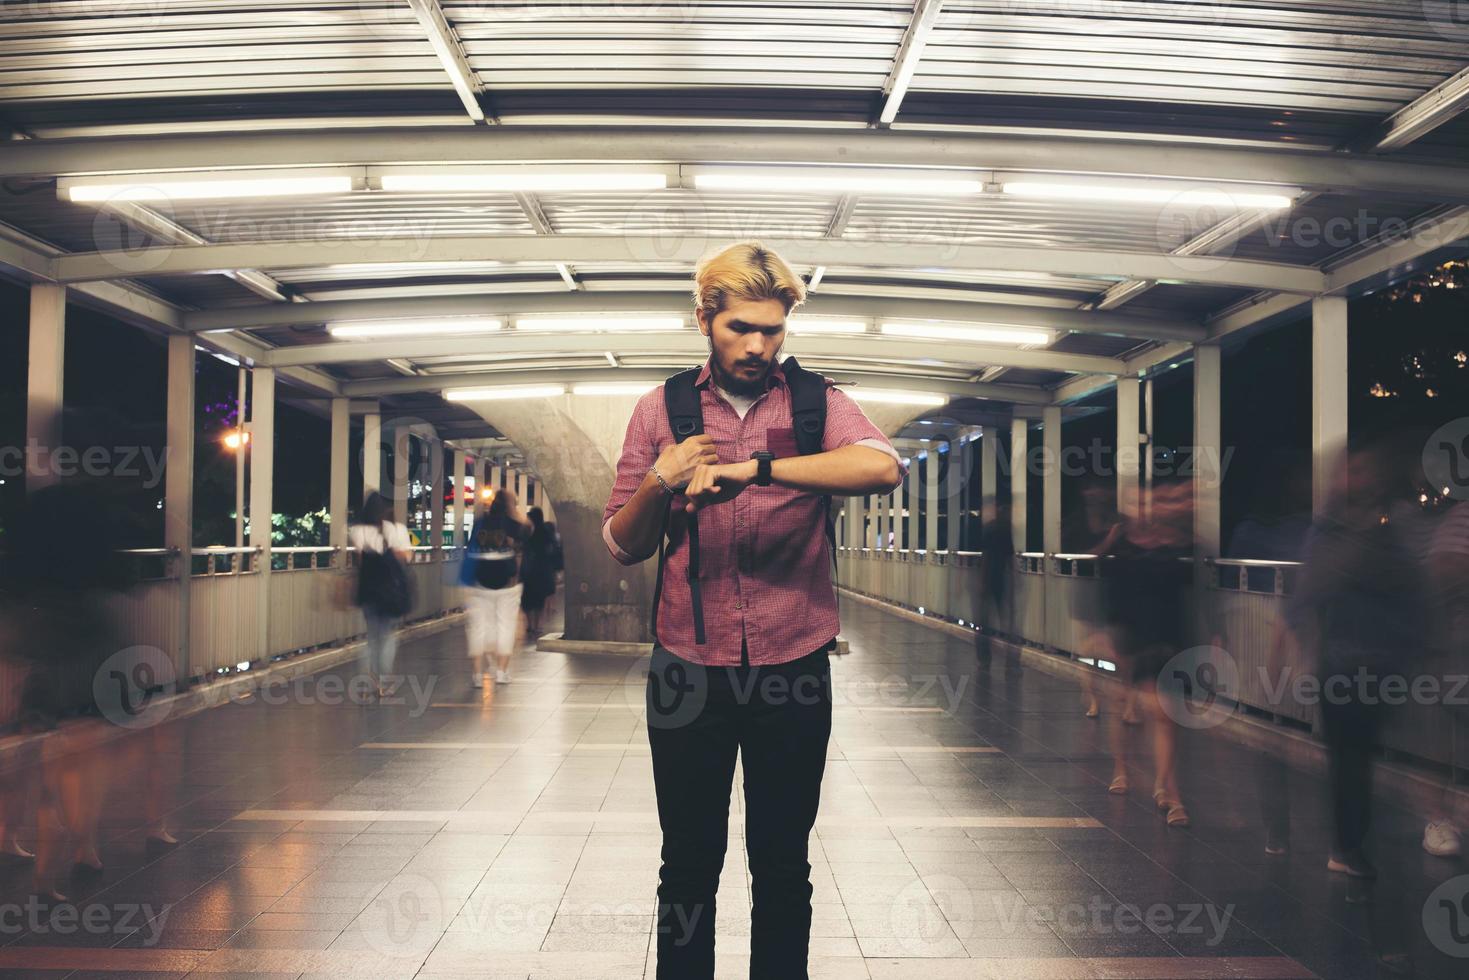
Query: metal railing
835,548,1461,777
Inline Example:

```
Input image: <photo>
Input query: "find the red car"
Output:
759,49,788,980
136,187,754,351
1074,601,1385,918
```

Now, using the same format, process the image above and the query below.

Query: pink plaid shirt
602,360,903,666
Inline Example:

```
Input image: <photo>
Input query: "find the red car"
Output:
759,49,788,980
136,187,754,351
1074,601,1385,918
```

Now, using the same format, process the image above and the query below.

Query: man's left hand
683,460,758,512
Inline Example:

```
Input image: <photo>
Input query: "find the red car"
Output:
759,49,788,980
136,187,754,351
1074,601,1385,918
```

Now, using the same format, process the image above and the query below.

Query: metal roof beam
876,0,943,126
341,366,1054,405
186,289,1202,341
1371,65,1469,152
55,236,1326,293
262,330,1123,375
406,0,490,124
6,128,1469,202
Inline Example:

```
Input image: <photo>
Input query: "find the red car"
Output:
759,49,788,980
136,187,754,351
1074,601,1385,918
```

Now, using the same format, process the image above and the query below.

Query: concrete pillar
461,397,658,643
362,411,381,496
943,442,962,552
329,397,349,555
1312,296,1348,517
25,283,65,493
515,468,528,506
1143,378,1156,520
391,425,410,528
234,368,247,548
1116,376,1142,520
429,439,445,557
473,456,488,520
452,449,467,547
906,459,920,550
1043,405,1062,555
1194,344,1223,558
1010,418,1028,553
164,335,194,685
249,367,275,661
980,427,998,528
925,449,940,551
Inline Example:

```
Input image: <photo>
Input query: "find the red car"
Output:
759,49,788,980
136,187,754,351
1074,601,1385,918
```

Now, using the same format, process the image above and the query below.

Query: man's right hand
653,435,719,491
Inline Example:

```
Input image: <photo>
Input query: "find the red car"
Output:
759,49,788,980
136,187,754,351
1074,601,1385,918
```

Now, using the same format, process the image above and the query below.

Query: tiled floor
1,599,1464,978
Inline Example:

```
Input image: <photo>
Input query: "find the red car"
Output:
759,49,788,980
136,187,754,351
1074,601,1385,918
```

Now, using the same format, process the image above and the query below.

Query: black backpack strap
783,356,827,457
783,357,840,577
650,368,707,645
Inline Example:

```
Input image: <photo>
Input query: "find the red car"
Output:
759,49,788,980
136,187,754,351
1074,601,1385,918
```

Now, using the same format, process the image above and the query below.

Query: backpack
651,355,834,645
356,536,413,618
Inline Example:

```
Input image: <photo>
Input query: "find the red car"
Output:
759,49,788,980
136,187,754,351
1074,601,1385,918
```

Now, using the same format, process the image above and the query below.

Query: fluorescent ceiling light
847,389,947,407
381,172,667,193
329,318,503,338
789,319,868,334
1001,182,1292,210
572,383,659,396
694,170,983,196
516,316,685,332
446,385,566,402
881,321,1051,346
62,174,351,202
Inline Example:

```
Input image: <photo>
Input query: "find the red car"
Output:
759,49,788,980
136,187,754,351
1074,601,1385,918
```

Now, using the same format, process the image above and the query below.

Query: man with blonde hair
603,242,904,978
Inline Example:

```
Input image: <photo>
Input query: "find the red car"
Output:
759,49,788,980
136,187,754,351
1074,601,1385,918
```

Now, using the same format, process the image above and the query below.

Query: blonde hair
693,241,807,321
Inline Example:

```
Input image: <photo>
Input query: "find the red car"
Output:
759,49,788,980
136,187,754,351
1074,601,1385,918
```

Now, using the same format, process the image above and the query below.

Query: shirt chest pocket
766,427,799,458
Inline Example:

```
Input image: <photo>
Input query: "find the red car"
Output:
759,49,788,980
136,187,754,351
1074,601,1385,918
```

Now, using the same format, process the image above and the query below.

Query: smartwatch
752,451,775,487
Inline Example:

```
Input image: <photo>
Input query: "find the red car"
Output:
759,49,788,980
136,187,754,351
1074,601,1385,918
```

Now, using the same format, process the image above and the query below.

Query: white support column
234,367,247,548
391,424,410,527
1143,378,1156,520
515,468,528,506
329,397,349,556
1312,296,1348,517
164,334,194,686
25,283,65,493
1194,344,1223,559
452,449,467,548
1010,418,1028,553
980,427,998,528
1116,376,1142,520
249,366,275,661
944,442,962,553
1042,405,1062,556
904,461,916,552
864,493,876,548
473,457,487,519
925,450,940,552
362,411,381,496
429,439,445,558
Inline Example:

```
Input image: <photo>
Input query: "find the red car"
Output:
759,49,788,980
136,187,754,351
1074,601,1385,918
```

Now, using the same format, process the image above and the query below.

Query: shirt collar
694,358,787,392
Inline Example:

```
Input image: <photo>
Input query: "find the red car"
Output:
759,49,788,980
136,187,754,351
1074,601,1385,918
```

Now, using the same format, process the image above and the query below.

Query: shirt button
734,601,743,610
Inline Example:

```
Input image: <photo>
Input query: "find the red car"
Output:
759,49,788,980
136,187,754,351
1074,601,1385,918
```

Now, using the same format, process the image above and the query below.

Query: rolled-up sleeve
822,385,906,477
601,388,663,565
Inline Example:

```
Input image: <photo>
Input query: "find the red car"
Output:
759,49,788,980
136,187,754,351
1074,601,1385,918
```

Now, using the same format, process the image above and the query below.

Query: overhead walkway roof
0,1,1466,439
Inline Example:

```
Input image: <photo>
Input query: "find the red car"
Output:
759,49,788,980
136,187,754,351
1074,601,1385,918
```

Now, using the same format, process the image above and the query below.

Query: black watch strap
753,451,774,487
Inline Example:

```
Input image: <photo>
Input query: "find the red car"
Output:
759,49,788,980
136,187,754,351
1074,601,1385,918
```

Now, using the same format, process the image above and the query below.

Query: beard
708,340,775,397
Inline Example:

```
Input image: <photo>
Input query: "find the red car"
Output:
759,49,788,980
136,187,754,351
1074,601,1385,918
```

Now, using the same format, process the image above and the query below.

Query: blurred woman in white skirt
460,487,531,686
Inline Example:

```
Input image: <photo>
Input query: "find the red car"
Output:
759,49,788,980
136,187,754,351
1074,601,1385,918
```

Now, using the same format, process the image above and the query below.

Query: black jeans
646,644,833,980
1321,687,1384,856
